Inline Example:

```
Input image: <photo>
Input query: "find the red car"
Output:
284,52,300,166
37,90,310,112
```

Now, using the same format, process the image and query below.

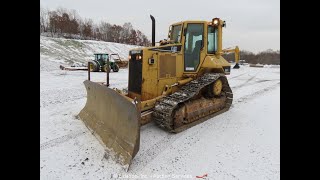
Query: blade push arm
222,46,240,69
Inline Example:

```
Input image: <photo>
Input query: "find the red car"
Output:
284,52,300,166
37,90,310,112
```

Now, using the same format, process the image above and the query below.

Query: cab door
183,23,205,73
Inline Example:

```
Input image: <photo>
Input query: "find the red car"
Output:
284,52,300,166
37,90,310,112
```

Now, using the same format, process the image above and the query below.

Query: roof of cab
94,53,109,55
170,20,210,26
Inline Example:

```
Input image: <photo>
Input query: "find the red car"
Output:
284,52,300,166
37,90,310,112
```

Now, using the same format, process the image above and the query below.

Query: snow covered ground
40,38,280,179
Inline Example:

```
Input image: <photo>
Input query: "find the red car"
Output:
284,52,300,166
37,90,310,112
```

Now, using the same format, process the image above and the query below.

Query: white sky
40,0,280,53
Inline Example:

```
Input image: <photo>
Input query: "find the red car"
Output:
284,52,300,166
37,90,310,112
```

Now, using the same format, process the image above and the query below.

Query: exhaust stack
150,15,155,46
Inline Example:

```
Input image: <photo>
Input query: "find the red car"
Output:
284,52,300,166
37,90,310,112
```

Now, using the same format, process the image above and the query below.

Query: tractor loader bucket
78,80,140,169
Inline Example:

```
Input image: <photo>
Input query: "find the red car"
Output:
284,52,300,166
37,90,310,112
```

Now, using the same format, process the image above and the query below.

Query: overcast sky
40,0,279,53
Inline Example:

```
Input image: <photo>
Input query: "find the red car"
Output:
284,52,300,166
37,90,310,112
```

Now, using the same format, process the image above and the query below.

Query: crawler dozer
78,16,240,170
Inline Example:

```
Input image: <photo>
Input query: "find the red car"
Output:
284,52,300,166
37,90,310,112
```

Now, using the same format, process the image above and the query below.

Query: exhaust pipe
150,15,155,46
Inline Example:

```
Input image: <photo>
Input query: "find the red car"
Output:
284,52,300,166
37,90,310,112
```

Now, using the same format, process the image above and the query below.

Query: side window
184,23,204,71
171,25,182,43
103,54,108,60
207,26,217,53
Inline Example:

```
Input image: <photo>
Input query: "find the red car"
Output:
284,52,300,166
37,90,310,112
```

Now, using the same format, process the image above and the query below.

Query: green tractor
89,53,120,72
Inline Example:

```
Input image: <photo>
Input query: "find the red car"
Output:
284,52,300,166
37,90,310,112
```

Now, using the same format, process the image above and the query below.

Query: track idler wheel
205,79,223,98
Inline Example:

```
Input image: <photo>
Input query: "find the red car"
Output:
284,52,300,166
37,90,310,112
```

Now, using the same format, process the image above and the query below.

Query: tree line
40,7,150,46
223,49,280,65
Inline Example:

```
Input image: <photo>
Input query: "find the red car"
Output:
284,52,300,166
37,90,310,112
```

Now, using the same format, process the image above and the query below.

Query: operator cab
165,19,224,72
94,53,109,62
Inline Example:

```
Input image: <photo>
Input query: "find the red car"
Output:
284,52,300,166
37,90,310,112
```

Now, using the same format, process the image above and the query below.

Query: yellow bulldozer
78,15,240,170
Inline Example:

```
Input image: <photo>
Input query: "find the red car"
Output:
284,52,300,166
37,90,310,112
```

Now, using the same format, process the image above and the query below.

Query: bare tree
99,22,112,41
121,22,133,43
40,6,45,34
129,29,137,45
82,19,93,39
42,7,150,45
222,49,280,65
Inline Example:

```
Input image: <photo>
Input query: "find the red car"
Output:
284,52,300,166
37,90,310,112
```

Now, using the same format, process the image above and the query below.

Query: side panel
141,48,184,101
159,54,176,78
156,52,183,97
141,51,158,101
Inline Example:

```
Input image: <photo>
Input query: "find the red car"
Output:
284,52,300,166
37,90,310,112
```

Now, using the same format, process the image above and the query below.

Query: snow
40,37,280,180
40,36,141,67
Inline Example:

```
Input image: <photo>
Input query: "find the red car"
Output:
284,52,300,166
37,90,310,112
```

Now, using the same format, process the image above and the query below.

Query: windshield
95,54,109,60
171,25,182,43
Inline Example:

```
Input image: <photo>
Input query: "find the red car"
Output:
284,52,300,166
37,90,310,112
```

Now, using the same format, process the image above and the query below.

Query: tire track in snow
233,82,280,104
40,131,87,151
231,73,258,89
130,131,186,173
229,72,247,80
228,72,279,91
232,79,280,91
129,81,280,172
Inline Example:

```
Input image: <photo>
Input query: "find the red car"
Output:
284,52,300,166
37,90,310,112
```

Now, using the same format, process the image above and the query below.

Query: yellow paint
126,18,239,111
222,46,240,64
213,79,223,95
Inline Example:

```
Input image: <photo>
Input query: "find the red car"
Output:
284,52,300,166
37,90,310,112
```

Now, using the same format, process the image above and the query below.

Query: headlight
129,49,143,60
213,18,219,25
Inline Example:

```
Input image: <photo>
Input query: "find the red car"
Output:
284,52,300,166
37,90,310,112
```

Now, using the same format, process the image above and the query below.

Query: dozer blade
78,80,140,169
233,63,240,69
